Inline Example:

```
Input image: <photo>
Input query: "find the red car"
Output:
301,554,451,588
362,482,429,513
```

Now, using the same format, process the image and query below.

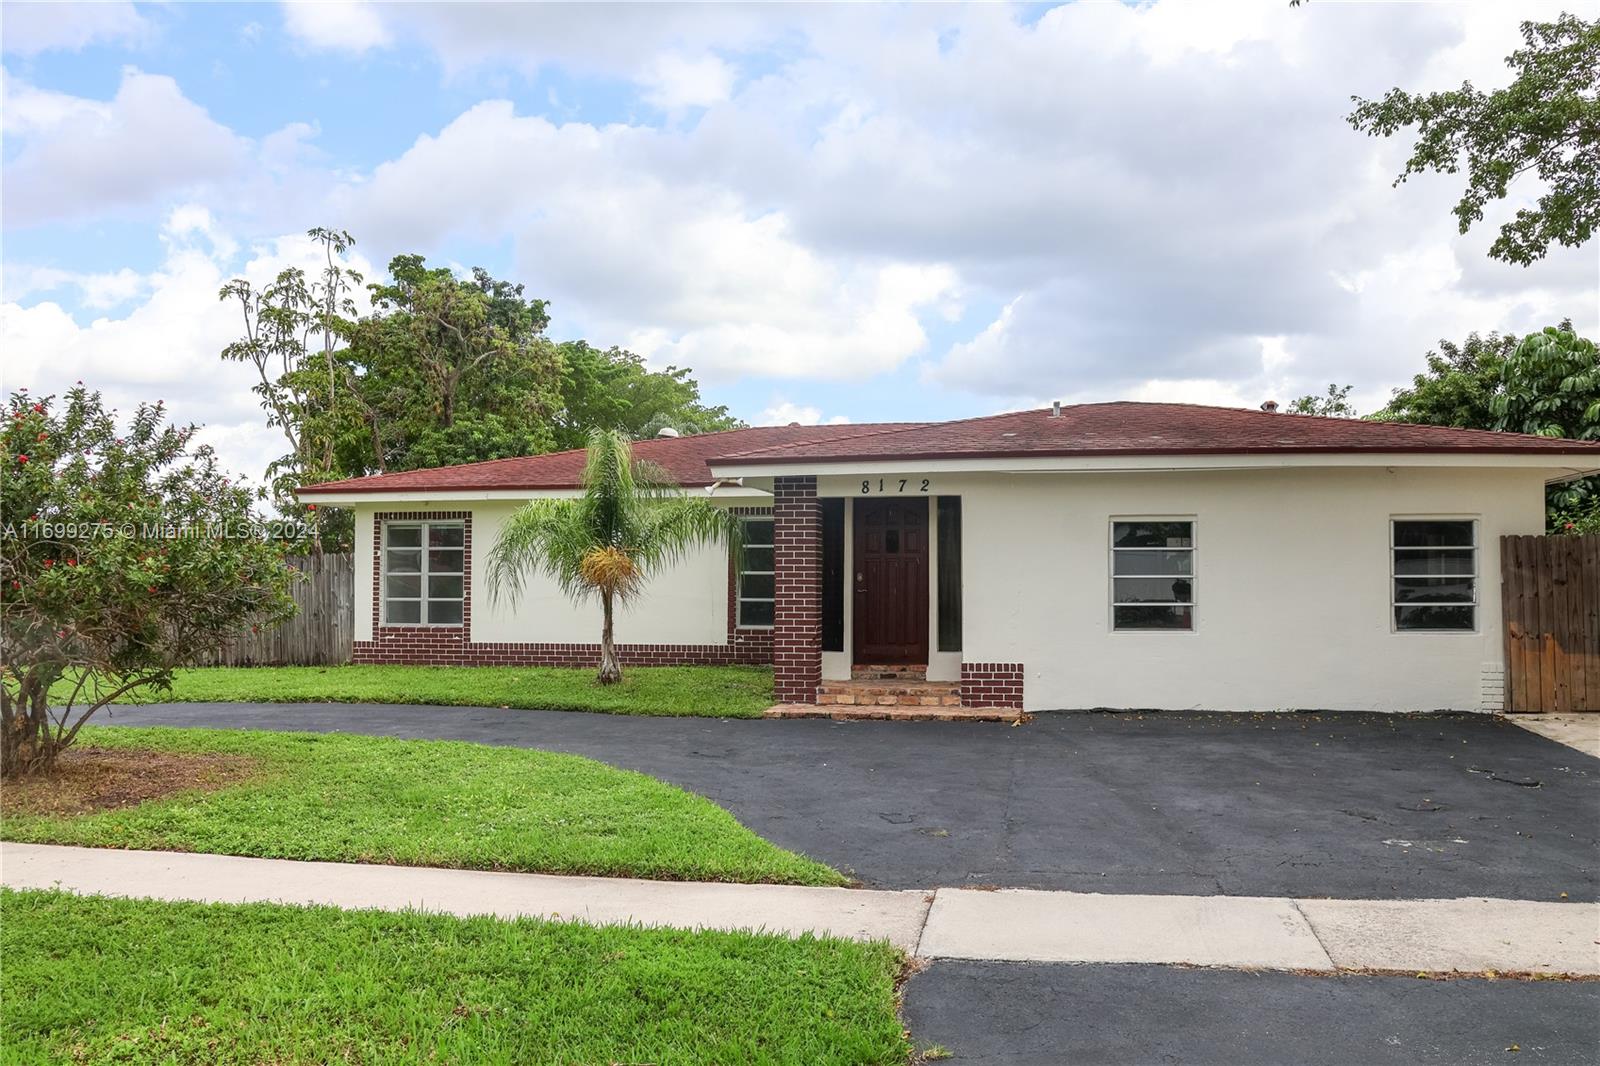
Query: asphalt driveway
901,962,1600,1065
100,703,1598,900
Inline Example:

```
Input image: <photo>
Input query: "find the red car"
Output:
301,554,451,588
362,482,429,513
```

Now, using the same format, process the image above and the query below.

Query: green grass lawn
1,726,845,886
74,664,775,717
1,889,910,1066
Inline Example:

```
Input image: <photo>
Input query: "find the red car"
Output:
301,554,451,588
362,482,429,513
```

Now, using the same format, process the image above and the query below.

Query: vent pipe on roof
656,427,681,438
1260,400,1280,413
1050,400,1062,418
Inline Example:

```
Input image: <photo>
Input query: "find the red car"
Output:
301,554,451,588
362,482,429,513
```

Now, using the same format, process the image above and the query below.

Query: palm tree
486,429,744,684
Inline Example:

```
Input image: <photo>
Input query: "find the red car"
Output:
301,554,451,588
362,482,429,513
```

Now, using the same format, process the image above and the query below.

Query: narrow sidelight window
1392,519,1476,631
821,499,845,652
937,497,962,652
383,520,465,626
737,515,775,628
1111,519,1195,630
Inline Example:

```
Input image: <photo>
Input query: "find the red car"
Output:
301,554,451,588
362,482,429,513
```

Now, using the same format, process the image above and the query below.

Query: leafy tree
486,429,743,684
340,256,562,474
1491,326,1600,530
553,341,743,451
219,228,364,551
1370,330,1521,427
1288,383,1356,417
1373,324,1599,532
0,387,295,776
1348,14,1600,265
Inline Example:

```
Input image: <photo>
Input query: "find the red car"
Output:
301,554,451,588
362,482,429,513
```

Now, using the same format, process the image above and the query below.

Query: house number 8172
860,478,930,494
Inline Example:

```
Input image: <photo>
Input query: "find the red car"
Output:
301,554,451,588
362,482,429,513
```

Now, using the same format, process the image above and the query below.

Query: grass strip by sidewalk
0,726,845,886
1,888,909,1066
65,663,776,717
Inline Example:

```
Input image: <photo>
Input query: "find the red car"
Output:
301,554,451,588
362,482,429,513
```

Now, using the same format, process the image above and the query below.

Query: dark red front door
853,498,929,664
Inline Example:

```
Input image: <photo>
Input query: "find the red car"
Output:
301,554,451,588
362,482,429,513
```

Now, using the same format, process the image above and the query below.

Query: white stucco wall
912,466,1547,713
351,500,733,645
351,463,1553,713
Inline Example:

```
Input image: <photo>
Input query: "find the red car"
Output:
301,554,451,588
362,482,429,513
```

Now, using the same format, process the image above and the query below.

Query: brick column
772,476,822,704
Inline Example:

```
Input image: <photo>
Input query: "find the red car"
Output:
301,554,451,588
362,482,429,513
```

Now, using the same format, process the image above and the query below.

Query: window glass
1392,520,1475,630
1112,521,1194,548
1112,549,1192,576
383,521,465,626
737,514,775,629
739,600,775,628
937,497,962,652
1393,549,1474,576
1392,520,1474,548
1112,520,1195,630
1114,605,1192,630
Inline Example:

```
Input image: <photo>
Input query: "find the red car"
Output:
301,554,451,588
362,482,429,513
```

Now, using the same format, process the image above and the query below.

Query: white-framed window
1391,518,1476,631
736,515,775,629
1111,518,1195,631
382,520,465,626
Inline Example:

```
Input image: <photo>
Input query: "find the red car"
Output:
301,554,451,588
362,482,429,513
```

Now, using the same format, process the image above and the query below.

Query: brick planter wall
772,476,822,703
961,662,1025,709
354,510,774,669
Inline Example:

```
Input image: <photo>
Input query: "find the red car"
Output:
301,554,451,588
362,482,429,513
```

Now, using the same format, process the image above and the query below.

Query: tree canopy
1348,13,1600,266
220,235,745,550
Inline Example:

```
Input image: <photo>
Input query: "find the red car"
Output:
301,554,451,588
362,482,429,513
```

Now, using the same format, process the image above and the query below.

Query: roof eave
708,450,1600,479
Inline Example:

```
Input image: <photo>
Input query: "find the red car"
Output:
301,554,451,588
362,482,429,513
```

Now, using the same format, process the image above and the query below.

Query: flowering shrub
1,386,294,775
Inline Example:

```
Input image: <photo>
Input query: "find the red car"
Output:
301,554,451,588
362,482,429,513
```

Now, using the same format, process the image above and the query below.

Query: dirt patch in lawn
1,747,258,817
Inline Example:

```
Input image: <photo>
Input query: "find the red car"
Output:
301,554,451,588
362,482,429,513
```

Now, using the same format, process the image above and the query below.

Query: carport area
104,704,1598,901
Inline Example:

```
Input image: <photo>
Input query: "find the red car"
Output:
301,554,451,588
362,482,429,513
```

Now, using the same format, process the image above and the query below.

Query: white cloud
758,401,850,427
0,1,150,55
280,0,391,54
347,101,960,381
2,209,376,485
2,264,146,309
8,0,1598,441
640,53,736,110
2,68,250,227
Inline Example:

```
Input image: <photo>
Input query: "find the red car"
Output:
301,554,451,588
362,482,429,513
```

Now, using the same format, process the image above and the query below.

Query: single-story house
298,402,1600,713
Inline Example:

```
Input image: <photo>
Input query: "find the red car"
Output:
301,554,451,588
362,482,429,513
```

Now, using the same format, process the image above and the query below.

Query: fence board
1501,534,1600,713
197,553,354,667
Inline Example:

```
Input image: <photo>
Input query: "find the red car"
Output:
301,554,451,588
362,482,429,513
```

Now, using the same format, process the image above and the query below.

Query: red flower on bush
42,559,54,568
16,454,27,464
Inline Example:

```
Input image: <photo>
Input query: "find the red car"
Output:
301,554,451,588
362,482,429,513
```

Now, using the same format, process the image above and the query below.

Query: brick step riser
817,693,963,708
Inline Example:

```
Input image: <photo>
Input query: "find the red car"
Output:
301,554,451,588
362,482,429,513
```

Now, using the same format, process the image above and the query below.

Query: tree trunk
1,670,56,778
598,591,623,685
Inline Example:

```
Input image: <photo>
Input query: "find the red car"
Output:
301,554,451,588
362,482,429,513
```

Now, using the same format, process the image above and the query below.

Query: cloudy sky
3,1,1597,486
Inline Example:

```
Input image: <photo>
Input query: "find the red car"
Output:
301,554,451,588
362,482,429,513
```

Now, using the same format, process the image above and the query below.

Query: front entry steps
764,664,1024,722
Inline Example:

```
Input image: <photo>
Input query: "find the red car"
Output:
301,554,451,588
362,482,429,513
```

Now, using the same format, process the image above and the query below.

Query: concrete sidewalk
4,843,1597,975
1508,712,1600,759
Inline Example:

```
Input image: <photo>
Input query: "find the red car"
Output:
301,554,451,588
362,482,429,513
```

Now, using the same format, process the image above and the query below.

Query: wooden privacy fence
198,553,354,667
1501,534,1600,713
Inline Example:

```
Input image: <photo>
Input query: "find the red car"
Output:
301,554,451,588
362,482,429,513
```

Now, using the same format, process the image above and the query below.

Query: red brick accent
354,509,773,669
961,662,1025,709
772,476,822,704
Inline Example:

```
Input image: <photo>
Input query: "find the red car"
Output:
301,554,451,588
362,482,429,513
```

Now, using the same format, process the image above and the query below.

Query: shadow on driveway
99,703,1598,900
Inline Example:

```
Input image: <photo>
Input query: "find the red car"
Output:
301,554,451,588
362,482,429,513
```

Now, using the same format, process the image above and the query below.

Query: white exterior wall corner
942,466,1545,714
352,500,736,646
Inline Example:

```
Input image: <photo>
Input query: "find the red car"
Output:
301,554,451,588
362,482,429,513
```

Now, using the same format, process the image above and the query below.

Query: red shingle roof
300,403,1600,496
298,423,925,495
712,403,1600,465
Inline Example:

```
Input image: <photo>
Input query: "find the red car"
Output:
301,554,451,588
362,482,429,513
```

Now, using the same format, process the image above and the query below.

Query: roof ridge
713,420,933,460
